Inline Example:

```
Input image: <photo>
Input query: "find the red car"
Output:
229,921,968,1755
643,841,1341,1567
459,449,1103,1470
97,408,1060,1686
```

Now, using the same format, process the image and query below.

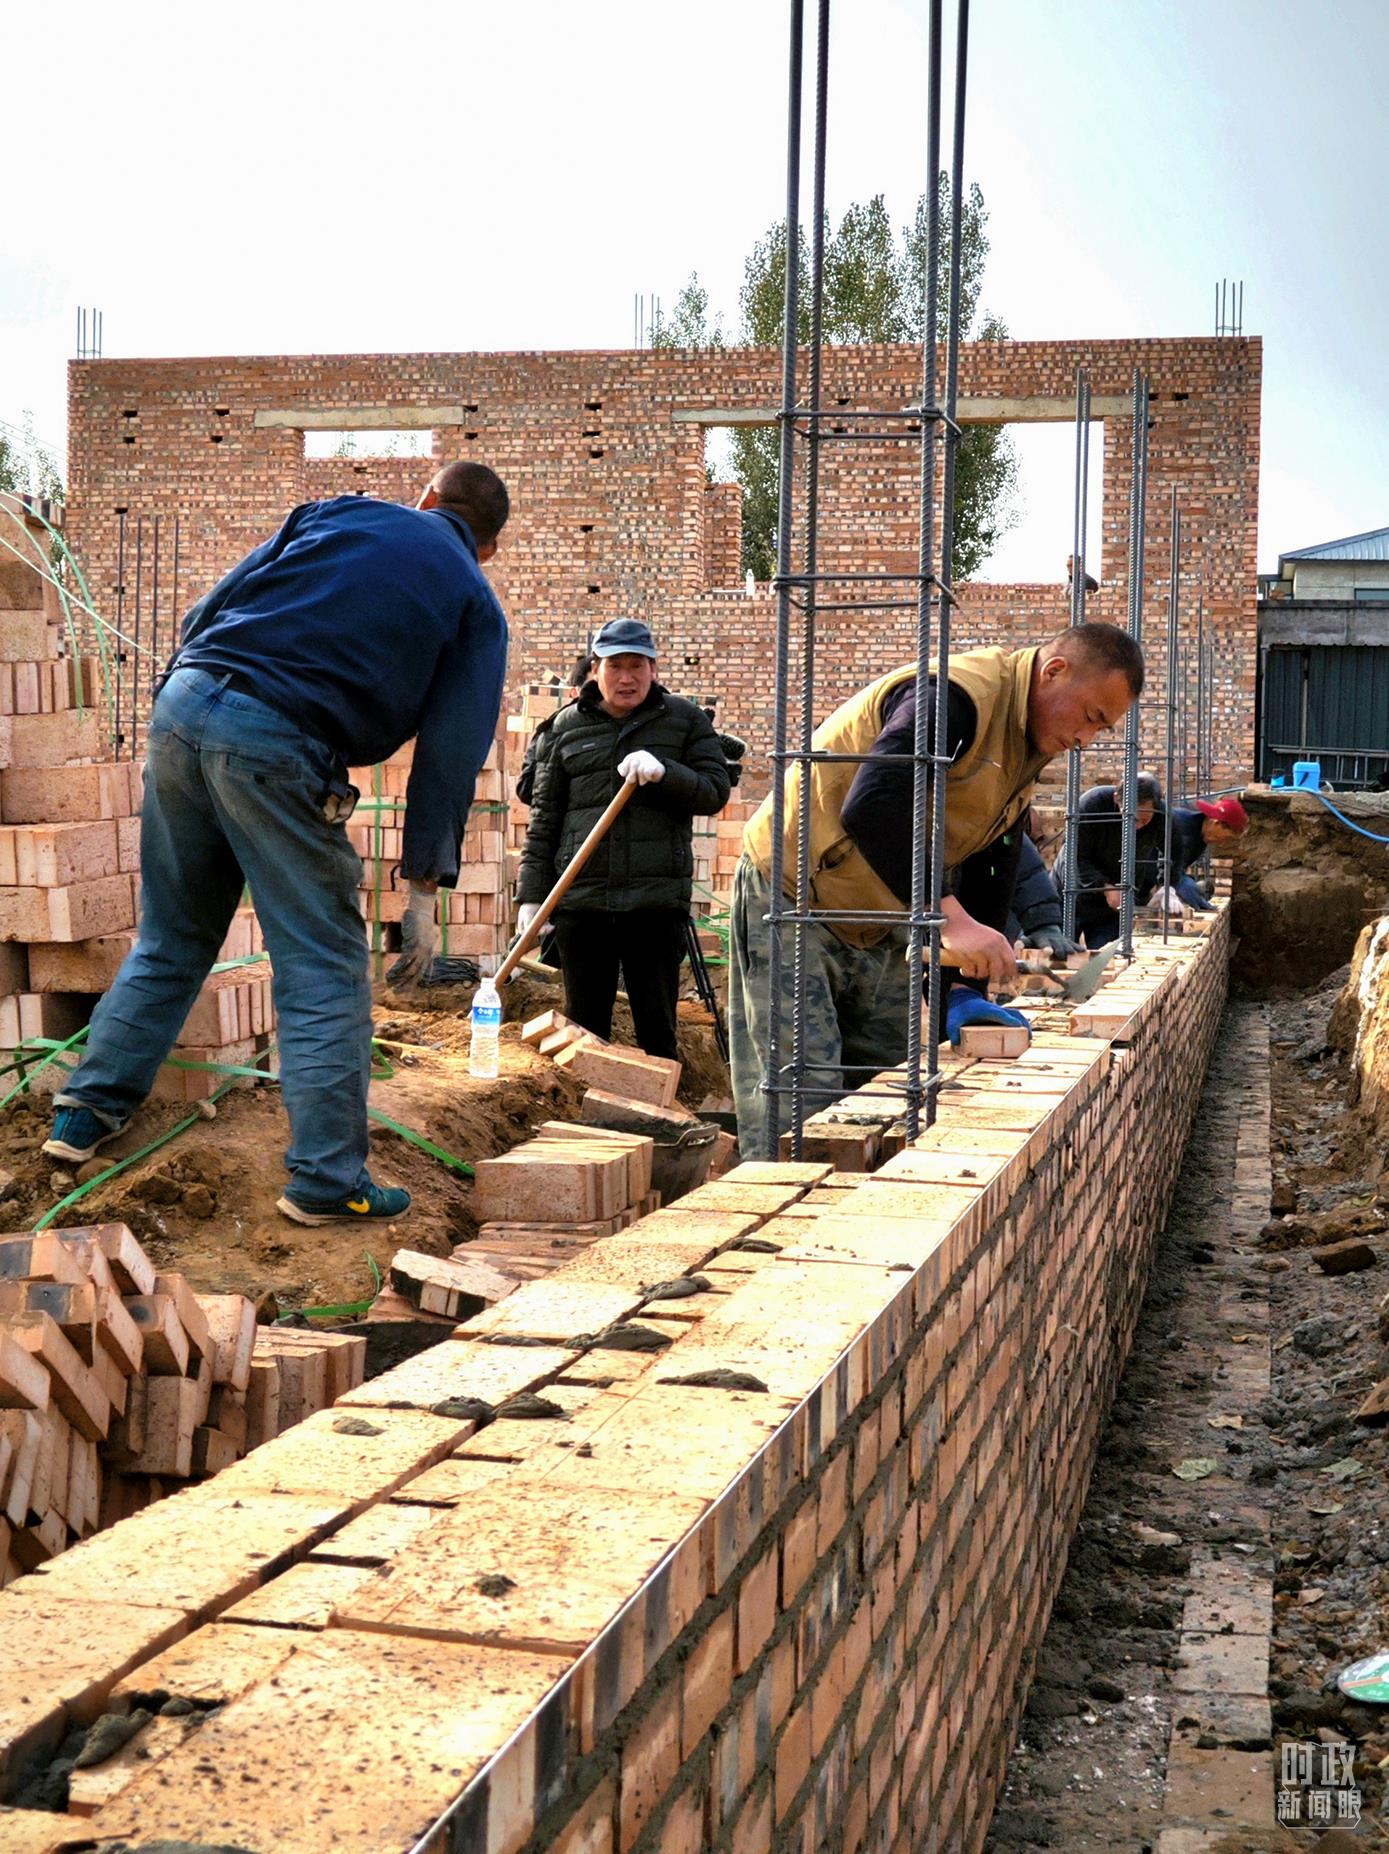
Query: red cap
1195,796,1249,833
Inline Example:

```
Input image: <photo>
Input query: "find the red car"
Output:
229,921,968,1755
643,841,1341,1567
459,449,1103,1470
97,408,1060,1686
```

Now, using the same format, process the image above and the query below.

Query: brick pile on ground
0,495,277,1105
691,791,755,918
519,1008,683,1110
0,1219,363,1583
501,680,565,862
350,724,514,976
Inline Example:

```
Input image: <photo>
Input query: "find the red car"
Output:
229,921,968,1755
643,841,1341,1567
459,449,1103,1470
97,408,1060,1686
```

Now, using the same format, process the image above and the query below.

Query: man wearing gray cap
517,619,730,1059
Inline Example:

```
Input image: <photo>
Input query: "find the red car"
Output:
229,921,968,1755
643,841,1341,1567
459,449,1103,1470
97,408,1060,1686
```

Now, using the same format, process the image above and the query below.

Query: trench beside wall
0,916,1228,1854
65,337,1261,795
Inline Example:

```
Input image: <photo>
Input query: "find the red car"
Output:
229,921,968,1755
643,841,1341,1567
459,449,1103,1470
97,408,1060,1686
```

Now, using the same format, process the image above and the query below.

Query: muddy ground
986,970,1389,1851
0,970,729,1311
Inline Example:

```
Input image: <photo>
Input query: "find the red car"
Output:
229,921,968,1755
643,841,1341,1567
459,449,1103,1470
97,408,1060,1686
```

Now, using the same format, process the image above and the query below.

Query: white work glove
1151,884,1187,918
516,902,541,938
618,750,665,786
386,883,438,986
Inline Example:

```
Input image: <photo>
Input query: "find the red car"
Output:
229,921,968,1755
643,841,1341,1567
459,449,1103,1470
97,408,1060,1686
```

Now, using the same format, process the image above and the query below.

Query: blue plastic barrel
1292,760,1322,791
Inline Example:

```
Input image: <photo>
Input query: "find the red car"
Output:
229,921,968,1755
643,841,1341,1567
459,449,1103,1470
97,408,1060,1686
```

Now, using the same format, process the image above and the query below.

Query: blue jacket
1162,807,1208,881
172,496,508,886
1009,834,1062,939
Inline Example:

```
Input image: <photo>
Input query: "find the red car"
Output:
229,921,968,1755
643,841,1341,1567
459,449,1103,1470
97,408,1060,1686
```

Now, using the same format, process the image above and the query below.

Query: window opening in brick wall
701,429,746,591
971,421,1105,586
302,429,434,460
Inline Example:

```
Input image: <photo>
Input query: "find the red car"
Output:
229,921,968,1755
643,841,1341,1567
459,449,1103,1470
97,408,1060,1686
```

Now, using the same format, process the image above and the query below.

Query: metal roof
1282,525,1389,564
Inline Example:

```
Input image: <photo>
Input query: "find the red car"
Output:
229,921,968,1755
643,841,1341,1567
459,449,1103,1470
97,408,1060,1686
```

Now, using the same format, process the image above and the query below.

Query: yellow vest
743,646,1047,947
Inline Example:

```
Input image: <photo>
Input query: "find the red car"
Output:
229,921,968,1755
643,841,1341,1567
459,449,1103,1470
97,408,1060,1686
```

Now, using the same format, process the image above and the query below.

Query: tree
0,414,65,504
650,274,726,351
666,180,1018,580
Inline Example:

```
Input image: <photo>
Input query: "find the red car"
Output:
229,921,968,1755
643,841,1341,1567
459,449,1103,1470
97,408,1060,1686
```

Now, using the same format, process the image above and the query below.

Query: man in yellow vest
731,623,1145,1148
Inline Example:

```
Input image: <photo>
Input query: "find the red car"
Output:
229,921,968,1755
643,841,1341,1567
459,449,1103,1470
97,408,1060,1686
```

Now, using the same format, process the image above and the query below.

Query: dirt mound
0,982,730,1311
1232,787,1389,992
1328,915,1389,1141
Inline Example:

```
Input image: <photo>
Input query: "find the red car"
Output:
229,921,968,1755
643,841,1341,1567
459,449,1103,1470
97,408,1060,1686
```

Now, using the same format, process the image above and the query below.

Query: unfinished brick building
66,335,1261,793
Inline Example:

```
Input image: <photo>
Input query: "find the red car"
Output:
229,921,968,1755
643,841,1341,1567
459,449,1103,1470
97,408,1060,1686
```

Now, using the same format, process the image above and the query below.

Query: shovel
496,780,636,985
1015,944,1118,1003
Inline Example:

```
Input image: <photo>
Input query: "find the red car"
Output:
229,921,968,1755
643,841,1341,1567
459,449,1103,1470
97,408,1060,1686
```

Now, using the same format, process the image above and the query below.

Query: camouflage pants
728,854,913,1158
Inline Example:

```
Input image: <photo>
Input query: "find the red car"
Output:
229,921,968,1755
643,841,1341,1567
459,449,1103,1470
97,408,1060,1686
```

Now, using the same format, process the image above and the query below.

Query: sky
2,0,1385,579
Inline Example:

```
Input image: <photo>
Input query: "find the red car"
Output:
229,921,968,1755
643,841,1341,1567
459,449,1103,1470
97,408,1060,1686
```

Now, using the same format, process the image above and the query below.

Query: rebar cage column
1117,370,1150,958
1162,485,1181,944
759,0,969,1158
1060,366,1092,945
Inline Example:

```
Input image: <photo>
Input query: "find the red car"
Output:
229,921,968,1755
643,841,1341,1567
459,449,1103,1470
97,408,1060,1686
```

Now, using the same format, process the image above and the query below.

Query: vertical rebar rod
908,0,945,1143
1195,593,1205,796
1118,370,1148,957
1061,365,1091,943
761,0,805,1159
918,0,970,1139
132,518,144,765
170,515,180,680
149,515,161,757
115,511,127,760
1162,486,1180,946
1207,636,1216,796
788,0,831,1159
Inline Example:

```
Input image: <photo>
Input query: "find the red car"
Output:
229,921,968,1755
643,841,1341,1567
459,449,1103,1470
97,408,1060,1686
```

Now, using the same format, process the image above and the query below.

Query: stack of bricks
0,914,1230,1852
469,1120,660,1251
0,497,135,1064
691,792,755,917
349,718,515,975
502,681,566,857
0,1219,366,1585
519,1008,683,1110
0,495,278,1102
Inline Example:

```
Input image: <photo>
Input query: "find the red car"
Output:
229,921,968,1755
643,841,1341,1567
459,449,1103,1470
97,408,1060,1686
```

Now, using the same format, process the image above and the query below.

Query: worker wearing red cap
1163,796,1250,909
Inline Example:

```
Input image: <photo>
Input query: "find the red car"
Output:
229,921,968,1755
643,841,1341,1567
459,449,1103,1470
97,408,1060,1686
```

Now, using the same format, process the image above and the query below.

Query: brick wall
65,338,1260,794
0,919,1229,1850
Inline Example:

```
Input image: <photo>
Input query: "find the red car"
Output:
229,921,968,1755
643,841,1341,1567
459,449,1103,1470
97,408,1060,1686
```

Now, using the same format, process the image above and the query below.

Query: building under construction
3,3,1388,1852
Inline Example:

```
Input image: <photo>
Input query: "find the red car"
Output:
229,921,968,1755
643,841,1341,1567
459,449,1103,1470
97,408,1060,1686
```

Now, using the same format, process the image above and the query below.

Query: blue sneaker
43,1105,126,1164
277,1177,412,1226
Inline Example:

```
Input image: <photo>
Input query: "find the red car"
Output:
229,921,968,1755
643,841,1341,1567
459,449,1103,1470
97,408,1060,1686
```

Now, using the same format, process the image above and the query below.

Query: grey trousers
727,855,913,1157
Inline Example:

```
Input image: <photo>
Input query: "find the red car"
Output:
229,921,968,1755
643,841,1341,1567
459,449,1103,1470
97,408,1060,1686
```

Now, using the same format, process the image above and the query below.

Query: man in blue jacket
43,462,510,1226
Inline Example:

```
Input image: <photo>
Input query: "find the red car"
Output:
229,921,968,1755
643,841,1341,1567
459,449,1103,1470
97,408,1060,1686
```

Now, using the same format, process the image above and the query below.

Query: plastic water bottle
469,978,502,1080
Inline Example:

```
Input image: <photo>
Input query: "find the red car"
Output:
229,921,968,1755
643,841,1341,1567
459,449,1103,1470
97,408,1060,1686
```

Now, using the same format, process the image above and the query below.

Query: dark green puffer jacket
518,683,731,914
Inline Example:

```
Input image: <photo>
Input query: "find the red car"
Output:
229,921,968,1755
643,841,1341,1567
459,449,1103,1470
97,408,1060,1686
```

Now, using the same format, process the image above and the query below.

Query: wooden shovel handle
497,779,637,984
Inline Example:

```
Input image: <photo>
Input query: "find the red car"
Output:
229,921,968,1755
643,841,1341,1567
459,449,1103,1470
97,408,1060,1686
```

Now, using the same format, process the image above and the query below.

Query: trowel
1015,944,1118,1003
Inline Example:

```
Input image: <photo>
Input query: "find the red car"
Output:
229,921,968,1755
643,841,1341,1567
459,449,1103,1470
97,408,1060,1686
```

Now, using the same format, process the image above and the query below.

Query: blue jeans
58,668,372,1204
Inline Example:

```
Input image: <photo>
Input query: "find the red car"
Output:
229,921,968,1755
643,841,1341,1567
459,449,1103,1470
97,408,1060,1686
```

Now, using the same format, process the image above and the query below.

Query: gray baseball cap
591,618,657,660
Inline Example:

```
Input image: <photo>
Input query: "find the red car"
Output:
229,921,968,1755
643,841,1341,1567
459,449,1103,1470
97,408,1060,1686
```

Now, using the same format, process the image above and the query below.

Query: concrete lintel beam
253,406,467,432
671,394,1133,429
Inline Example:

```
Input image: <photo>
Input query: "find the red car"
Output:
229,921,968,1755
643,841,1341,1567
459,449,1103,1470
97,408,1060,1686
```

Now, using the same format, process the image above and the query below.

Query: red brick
550,1777,615,1854
655,1783,705,1854
680,1608,732,1758
619,1679,679,1852
816,1449,850,1556
736,1542,777,1674
780,1496,817,1606
774,1698,811,1822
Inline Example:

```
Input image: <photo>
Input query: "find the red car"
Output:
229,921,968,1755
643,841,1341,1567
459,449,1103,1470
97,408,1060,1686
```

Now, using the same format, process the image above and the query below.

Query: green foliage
730,427,780,581
0,437,23,497
661,179,1018,580
0,414,65,503
651,274,726,350
950,314,1020,581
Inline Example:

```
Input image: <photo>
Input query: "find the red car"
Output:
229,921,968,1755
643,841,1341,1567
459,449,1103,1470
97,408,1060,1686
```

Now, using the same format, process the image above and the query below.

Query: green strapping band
18,1032,472,1235
33,1078,243,1231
